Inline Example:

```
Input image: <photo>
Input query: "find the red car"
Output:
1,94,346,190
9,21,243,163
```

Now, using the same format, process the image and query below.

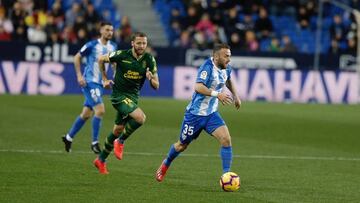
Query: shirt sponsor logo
124,70,143,79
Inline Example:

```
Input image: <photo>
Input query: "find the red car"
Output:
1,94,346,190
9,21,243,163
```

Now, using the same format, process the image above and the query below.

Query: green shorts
111,96,138,125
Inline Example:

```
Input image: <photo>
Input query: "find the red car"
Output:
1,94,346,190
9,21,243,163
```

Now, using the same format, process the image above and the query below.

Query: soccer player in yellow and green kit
94,32,160,174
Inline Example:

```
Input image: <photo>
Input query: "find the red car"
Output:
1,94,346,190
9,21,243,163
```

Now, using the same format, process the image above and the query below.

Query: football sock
91,116,102,143
99,132,117,162
68,116,86,138
220,146,232,173
164,144,180,167
118,119,142,143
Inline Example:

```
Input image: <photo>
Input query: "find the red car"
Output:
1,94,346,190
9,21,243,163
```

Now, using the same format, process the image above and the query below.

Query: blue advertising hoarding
0,61,358,104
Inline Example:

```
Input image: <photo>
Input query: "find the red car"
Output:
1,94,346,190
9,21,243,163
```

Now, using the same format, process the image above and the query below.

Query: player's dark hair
100,21,112,27
131,32,147,41
213,43,230,55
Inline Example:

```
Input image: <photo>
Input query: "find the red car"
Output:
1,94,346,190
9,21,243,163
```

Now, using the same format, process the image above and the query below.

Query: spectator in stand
118,15,133,44
0,25,11,41
182,5,201,30
193,30,208,49
206,0,222,25
21,0,35,14
45,14,58,35
254,7,273,39
169,20,182,45
85,3,100,32
245,30,259,51
76,27,88,45
269,37,281,52
305,1,316,17
237,14,255,34
61,25,77,44
174,30,192,48
73,15,87,36
49,0,64,29
27,24,46,43
48,30,62,44
12,24,27,42
297,6,310,29
170,8,183,27
65,2,84,27
281,35,297,52
188,0,204,16
224,6,240,39
211,29,224,46
0,6,14,40
345,37,357,55
328,38,342,54
229,32,242,50
330,15,348,42
195,13,216,42
9,1,27,30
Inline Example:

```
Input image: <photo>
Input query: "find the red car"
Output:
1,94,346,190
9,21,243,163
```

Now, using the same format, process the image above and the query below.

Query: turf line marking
0,149,360,162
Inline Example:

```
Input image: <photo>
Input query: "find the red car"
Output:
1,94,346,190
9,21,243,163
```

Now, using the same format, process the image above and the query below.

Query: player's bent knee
95,110,105,117
134,114,146,125
221,136,231,147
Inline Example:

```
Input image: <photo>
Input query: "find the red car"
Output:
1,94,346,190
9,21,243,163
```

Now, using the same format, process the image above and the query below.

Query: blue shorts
82,82,104,109
179,111,225,144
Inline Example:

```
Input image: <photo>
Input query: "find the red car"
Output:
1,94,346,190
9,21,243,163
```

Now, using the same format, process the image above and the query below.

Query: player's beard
134,47,145,56
218,60,228,69
104,34,113,41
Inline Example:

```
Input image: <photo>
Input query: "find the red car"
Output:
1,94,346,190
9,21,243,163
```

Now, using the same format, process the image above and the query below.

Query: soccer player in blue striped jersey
156,43,241,182
62,22,117,154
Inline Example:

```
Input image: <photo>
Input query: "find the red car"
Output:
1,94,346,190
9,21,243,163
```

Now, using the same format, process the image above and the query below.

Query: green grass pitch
0,95,359,202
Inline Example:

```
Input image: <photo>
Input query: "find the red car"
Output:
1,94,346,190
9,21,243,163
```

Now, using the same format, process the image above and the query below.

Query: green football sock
99,132,118,161
118,119,142,143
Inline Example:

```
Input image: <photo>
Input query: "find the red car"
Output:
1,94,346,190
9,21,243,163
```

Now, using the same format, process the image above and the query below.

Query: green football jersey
108,49,157,103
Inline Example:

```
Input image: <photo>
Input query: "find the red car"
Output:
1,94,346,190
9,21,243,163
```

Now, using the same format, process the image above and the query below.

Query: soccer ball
219,172,240,192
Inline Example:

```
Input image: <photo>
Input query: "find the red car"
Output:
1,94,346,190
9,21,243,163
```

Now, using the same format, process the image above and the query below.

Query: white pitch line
0,149,360,161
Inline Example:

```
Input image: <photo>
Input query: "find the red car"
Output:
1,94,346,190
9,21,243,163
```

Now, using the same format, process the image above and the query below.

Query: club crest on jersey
200,71,208,80
142,61,147,68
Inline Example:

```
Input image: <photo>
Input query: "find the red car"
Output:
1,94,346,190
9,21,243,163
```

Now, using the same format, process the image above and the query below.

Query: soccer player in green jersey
94,32,160,174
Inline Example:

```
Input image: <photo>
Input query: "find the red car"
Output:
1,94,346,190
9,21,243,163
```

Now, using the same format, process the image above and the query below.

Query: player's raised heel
93,157,109,174
62,135,72,152
156,160,168,182
113,139,124,160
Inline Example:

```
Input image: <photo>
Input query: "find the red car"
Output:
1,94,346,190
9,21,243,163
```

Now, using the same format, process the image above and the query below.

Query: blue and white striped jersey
79,39,117,85
186,57,232,116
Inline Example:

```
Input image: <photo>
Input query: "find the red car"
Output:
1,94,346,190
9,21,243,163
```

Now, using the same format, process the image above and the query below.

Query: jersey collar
211,57,220,71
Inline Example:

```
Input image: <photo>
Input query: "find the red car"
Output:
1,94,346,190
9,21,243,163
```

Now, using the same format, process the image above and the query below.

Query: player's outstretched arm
195,83,233,105
73,53,86,87
226,79,241,109
98,54,113,89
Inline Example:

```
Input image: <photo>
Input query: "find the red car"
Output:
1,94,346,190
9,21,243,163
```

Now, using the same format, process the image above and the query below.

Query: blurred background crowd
0,0,359,55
